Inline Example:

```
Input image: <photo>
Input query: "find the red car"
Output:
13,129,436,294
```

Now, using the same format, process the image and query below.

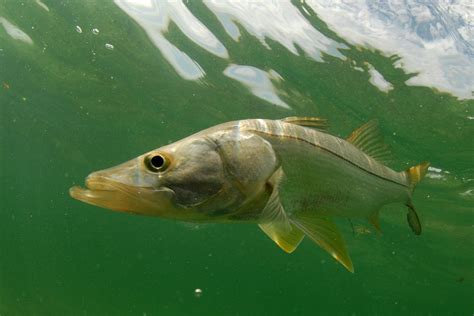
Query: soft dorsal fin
346,120,392,163
281,116,328,131
291,212,354,272
259,167,305,253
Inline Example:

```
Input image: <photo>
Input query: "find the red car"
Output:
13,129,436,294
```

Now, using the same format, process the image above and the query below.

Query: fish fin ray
291,213,354,272
406,201,422,235
346,120,392,163
281,116,328,131
259,167,305,253
259,222,305,253
403,162,428,235
405,161,430,192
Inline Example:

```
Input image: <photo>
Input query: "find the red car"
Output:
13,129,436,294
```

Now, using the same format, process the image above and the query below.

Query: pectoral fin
292,213,354,272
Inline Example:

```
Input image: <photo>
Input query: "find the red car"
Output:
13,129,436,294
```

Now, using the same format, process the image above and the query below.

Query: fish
70,117,429,272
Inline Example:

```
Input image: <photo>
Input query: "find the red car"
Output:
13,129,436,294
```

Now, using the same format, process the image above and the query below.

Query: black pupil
150,155,165,169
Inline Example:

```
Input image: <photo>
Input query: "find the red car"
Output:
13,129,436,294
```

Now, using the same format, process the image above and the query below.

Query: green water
1,1,473,315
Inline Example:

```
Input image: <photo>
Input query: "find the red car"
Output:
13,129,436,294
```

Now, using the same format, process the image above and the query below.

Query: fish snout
84,173,116,191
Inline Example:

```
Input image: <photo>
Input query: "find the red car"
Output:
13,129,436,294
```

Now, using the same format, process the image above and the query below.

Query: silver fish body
70,118,429,272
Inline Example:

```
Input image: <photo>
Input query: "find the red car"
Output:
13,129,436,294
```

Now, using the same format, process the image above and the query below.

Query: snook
70,117,429,272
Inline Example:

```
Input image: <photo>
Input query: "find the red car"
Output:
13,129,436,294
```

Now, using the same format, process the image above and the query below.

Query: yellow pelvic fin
260,166,353,272
259,222,305,253
259,167,305,253
291,213,354,273
281,116,328,131
346,120,392,163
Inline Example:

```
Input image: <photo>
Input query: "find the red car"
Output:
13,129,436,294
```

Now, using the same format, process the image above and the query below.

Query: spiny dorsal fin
291,213,354,272
259,167,305,253
346,120,392,163
281,116,328,131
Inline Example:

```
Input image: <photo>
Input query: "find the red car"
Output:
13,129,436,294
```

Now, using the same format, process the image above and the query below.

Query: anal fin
292,213,354,272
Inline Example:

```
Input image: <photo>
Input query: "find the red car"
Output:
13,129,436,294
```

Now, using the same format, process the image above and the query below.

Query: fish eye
145,154,169,172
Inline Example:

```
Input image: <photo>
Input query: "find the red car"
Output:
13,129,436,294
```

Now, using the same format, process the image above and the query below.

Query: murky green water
1,1,473,315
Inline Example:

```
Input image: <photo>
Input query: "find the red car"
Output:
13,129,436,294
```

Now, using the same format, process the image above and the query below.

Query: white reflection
114,0,228,80
426,166,450,180
224,64,290,109
0,17,33,44
204,0,347,62
35,0,50,12
366,63,394,93
307,0,474,99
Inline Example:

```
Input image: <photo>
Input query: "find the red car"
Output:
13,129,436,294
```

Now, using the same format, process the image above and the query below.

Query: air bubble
194,288,202,298
92,28,99,35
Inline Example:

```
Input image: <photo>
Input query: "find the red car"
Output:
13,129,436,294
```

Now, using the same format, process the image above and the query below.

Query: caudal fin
406,161,430,193
404,162,430,235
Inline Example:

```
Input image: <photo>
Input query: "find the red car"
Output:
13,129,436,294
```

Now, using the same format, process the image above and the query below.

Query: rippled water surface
1,1,473,315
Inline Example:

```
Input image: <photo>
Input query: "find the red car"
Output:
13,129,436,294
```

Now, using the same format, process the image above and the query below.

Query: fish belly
272,139,408,219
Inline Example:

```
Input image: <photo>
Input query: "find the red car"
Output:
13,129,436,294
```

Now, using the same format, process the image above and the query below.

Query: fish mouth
69,176,152,212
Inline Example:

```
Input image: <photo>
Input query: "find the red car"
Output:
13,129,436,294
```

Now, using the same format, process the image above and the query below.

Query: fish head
70,127,275,222
70,130,276,222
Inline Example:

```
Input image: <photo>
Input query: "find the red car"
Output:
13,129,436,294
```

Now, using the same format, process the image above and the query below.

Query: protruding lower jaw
69,175,178,218
69,176,135,212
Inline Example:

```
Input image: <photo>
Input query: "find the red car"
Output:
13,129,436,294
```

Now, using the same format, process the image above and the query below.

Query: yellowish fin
346,120,392,163
259,167,305,253
259,166,353,271
406,161,430,192
259,222,305,253
291,213,354,272
404,161,430,235
281,116,328,131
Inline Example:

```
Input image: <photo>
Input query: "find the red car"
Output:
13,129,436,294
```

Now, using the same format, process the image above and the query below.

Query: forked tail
404,162,430,235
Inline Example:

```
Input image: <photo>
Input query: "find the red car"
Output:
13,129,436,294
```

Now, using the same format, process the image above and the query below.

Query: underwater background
1,0,473,315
